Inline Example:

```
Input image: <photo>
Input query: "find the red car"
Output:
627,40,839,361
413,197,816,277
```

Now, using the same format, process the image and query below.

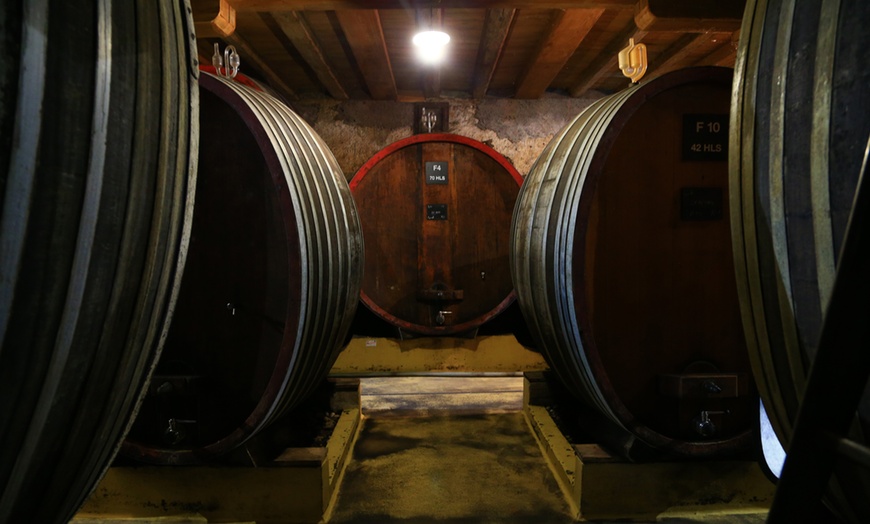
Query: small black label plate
427,204,448,220
680,187,723,221
682,114,728,161
425,161,448,184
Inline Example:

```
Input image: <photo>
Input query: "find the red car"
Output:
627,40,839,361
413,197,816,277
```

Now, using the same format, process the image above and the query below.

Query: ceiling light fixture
412,30,450,65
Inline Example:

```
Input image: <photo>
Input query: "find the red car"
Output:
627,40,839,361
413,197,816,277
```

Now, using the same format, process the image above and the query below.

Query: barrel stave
0,0,197,521
731,0,870,519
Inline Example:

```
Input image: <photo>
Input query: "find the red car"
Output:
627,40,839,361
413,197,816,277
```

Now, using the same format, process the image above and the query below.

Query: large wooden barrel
731,0,870,519
350,134,521,336
512,67,753,457
121,71,363,464
0,1,197,522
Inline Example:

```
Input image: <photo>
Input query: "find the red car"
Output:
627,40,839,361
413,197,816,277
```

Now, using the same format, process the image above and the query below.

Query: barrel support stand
72,378,362,524
522,371,775,521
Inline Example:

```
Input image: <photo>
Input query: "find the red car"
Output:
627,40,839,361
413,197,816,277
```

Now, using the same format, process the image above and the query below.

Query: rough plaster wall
292,94,601,181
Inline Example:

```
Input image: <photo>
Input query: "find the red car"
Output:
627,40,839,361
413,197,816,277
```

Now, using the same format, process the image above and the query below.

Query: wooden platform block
523,393,775,521
523,370,554,406
328,377,361,411
73,409,361,524
359,376,524,415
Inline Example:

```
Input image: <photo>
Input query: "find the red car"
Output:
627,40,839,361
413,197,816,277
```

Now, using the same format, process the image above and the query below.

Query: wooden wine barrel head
731,0,870,519
351,133,522,336
121,72,362,465
513,67,752,458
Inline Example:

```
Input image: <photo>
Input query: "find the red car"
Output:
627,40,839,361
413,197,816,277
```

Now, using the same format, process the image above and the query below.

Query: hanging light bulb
412,30,450,65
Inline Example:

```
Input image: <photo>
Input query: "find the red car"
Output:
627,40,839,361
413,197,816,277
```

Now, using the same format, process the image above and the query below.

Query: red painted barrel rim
350,133,524,191
198,65,264,91
351,133,522,335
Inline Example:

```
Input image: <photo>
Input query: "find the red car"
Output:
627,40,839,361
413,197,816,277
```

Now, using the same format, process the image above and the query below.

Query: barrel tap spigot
692,409,730,437
435,310,452,325
163,418,196,445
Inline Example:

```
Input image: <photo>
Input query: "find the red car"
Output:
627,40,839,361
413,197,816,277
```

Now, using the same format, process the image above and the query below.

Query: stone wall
292,95,601,181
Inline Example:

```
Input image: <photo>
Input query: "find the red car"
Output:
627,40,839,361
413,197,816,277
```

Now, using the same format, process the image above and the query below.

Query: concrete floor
330,389,575,522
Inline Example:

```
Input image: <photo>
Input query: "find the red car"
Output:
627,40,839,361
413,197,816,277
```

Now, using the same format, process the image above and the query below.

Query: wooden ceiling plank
228,1,637,12
634,0,745,32
646,31,717,79
192,0,237,38
472,8,515,99
223,29,299,100
265,11,349,99
568,20,647,97
514,8,604,99
335,10,398,100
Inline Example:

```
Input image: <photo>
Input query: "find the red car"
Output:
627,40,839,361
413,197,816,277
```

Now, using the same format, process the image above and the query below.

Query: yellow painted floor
330,377,574,523
328,377,770,523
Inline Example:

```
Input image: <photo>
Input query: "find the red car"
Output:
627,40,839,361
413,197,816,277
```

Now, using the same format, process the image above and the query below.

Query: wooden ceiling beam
263,11,349,99
514,8,604,99
472,8,515,99
192,0,236,38
568,21,647,97
228,1,636,11
417,8,443,99
421,68,441,100
694,32,738,67
222,30,299,100
645,31,721,79
634,0,745,32
335,10,397,100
